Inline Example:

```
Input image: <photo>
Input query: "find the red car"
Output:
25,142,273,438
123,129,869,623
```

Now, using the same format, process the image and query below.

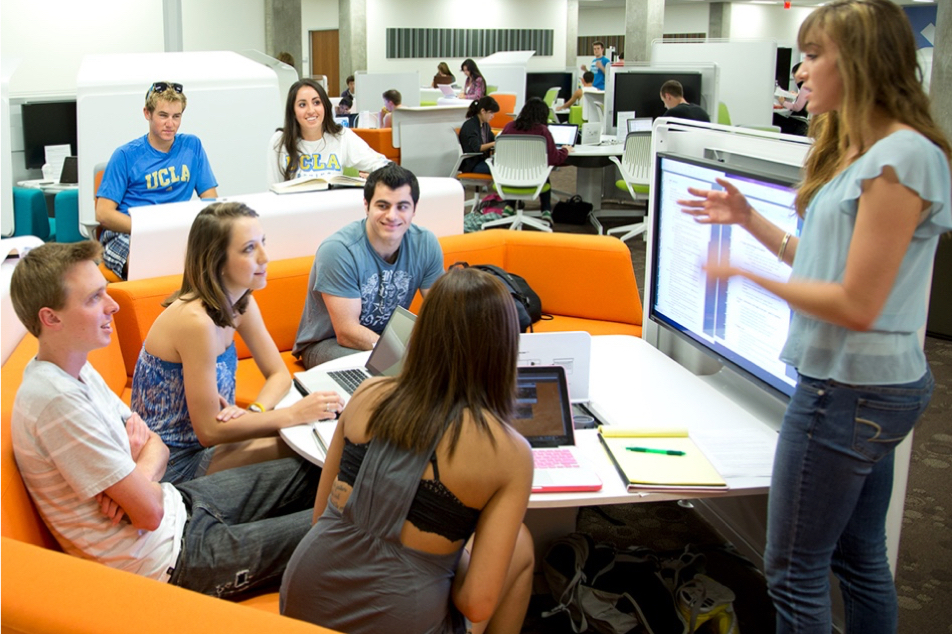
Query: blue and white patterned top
132,343,237,449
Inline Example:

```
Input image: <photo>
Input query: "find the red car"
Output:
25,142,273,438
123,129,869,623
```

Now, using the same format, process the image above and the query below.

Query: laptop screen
365,306,417,376
439,84,457,97
627,117,653,133
334,116,350,128
510,366,575,448
547,124,578,147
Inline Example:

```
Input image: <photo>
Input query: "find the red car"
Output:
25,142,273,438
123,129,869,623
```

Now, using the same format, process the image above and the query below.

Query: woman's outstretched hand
678,178,752,227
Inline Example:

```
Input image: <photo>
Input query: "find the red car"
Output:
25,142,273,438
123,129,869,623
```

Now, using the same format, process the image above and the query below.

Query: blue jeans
162,444,215,485
169,456,319,598
765,371,934,634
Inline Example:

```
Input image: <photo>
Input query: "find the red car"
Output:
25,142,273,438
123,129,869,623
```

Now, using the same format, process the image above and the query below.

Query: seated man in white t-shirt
9,241,318,597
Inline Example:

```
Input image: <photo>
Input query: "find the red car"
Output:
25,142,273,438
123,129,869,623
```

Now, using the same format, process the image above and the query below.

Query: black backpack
454,262,543,332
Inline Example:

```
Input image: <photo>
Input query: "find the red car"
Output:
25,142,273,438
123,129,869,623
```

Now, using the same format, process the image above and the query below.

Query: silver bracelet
777,233,792,262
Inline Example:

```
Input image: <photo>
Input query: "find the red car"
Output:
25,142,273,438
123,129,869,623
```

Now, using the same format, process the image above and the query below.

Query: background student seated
268,78,389,186
281,266,535,634
132,202,340,484
96,81,218,280
381,89,402,128
458,96,499,175
660,80,710,123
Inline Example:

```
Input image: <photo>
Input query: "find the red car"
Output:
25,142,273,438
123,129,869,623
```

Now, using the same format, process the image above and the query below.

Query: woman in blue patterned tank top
131,202,342,484
678,2,951,632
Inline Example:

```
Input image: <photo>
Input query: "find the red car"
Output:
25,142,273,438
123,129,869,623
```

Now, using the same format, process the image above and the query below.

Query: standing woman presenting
267,79,389,186
680,2,951,632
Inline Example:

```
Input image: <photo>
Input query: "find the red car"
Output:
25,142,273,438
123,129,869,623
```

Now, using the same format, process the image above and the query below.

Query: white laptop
580,122,601,146
293,306,416,405
518,331,591,403
438,83,457,98
512,366,603,493
547,123,578,148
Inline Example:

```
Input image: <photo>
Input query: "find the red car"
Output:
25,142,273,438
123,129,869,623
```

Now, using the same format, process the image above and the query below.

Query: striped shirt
11,359,185,580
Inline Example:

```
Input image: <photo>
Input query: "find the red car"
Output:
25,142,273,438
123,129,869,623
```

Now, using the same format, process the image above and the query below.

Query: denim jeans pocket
851,379,933,462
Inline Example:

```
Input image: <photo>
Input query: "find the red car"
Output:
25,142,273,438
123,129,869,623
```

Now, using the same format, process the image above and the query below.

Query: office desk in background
280,335,778,555
563,139,623,214
126,177,464,280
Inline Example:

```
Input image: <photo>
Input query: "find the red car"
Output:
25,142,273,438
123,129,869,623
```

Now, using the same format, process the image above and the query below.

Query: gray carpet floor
509,165,952,633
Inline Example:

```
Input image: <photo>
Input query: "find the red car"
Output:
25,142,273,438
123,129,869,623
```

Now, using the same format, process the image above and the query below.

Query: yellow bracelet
777,233,791,262
248,402,265,413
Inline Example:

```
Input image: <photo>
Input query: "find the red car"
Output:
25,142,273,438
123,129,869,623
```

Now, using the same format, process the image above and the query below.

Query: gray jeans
169,456,319,598
299,337,363,370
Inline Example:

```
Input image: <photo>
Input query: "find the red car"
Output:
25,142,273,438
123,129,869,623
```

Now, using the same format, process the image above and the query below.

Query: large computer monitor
612,71,702,127
649,152,802,400
526,72,574,103
21,100,77,169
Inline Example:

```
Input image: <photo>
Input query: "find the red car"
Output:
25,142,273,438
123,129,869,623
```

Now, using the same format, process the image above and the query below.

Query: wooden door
310,30,340,95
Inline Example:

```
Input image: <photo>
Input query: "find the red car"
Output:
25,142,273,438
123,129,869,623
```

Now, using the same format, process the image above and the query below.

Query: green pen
626,446,686,456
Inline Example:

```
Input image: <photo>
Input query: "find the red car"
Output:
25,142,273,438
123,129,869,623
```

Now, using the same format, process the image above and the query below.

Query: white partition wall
76,51,282,237
651,40,776,128
353,71,421,115
1,60,17,237
479,50,534,112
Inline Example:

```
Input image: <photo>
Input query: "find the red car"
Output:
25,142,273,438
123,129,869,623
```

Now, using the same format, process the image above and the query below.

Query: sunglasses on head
145,82,184,99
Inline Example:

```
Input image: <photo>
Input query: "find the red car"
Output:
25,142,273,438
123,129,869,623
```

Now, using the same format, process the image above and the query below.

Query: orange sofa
0,331,338,633
1,230,639,633
350,127,400,164
107,231,642,407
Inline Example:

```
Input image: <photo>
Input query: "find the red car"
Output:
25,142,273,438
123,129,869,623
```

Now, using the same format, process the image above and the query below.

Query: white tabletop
279,335,777,510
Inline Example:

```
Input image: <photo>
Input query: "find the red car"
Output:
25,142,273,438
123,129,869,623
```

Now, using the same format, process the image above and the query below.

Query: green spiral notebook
597,427,728,492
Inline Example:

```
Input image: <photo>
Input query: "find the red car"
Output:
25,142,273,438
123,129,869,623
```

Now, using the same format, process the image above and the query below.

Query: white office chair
484,135,554,232
605,130,652,242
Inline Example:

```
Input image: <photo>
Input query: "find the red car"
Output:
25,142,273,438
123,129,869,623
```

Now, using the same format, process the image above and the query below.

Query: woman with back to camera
132,202,343,484
679,1,951,631
432,61,456,88
458,96,499,175
281,267,535,634
267,78,389,186
459,58,487,100
499,97,573,224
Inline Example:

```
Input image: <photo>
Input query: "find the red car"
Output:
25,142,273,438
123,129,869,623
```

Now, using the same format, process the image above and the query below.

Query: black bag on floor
553,195,594,225
454,262,542,332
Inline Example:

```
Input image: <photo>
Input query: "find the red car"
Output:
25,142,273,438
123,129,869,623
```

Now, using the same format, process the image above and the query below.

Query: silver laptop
518,331,591,403
511,366,602,493
438,83,457,97
547,124,578,148
627,117,653,133
293,306,416,405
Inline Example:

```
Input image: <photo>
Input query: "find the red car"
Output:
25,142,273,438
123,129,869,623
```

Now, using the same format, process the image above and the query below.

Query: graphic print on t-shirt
359,270,412,330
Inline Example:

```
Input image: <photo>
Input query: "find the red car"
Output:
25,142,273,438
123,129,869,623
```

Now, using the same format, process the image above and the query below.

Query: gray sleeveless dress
280,436,466,634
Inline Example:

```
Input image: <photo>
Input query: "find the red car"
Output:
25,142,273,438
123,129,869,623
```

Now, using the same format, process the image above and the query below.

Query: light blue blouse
780,130,952,384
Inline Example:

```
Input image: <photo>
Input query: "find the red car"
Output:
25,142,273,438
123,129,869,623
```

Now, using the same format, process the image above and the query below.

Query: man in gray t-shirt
293,164,444,369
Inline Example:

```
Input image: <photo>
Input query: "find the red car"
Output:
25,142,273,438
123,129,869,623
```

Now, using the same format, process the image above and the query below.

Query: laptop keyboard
532,448,579,469
328,368,370,394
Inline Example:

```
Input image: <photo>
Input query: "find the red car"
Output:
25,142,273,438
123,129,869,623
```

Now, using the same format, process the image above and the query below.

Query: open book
270,173,366,194
598,426,728,492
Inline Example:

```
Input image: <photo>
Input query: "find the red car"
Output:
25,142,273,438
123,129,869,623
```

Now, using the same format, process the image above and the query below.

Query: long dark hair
466,96,499,119
165,202,259,328
461,58,484,83
513,97,549,131
276,79,343,181
365,268,520,455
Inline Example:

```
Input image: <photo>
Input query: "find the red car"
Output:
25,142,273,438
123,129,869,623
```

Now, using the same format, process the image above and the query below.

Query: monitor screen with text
650,153,802,399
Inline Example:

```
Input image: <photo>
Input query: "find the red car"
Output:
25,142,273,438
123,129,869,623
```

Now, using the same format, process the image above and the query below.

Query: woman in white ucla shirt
267,78,389,186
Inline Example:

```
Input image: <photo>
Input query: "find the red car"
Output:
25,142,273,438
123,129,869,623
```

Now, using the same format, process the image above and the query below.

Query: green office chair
543,86,561,123
568,105,584,126
717,102,732,126
604,131,652,242
484,136,554,232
